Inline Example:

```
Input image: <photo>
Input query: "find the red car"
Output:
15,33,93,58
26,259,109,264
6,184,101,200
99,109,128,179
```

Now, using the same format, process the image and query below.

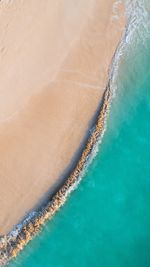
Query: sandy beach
0,0,125,235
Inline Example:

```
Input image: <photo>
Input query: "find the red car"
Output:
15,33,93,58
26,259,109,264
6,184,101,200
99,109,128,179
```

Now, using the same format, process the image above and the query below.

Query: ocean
8,0,150,266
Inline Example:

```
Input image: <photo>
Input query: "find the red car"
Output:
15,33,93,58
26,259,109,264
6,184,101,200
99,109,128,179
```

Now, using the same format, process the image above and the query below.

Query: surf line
0,29,125,265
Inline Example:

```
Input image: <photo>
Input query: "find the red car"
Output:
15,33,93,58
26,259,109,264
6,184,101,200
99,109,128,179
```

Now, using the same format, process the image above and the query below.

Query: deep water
9,1,150,267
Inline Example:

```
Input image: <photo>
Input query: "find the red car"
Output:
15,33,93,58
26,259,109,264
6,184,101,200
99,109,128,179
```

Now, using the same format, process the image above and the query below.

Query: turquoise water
9,1,150,267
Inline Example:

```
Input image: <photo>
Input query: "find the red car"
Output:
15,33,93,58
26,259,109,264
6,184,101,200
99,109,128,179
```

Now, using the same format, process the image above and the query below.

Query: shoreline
0,0,126,265
0,34,125,265
0,0,125,235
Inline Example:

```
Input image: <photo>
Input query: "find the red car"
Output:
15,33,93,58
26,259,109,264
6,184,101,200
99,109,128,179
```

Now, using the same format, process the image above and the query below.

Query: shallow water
8,1,150,266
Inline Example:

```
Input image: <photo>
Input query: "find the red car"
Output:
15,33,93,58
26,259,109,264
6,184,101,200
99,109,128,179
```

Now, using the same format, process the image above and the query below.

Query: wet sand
0,0,125,235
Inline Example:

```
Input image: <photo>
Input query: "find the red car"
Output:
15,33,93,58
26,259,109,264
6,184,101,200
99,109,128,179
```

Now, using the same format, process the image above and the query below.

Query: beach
0,0,125,236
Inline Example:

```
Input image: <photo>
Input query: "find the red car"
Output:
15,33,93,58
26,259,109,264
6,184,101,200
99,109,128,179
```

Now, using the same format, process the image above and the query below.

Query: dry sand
0,0,125,235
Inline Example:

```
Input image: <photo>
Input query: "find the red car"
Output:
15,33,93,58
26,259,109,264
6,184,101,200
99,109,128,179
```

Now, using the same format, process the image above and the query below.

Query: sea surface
8,1,150,266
